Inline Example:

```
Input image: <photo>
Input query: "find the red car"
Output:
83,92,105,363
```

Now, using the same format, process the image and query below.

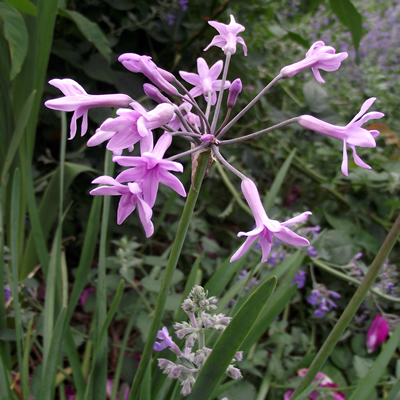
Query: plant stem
128,152,210,400
291,214,400,398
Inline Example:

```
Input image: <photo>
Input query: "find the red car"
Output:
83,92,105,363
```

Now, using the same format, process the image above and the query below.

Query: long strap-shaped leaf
348,322,400,399
188,276,277,400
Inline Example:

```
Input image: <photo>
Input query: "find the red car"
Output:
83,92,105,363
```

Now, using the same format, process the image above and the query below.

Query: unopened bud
143,83,171,104
227,78,242,108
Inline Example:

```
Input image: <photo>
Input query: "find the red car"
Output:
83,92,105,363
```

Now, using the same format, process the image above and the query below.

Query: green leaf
292,379,324,400
0,2,28,79
0,351,13,399
188,276,277,400
0,329,16,341
349,323,400,399
60,9,111,63
4,0,36,16
328,0,363,51
263,149,296,212
387,376,400,400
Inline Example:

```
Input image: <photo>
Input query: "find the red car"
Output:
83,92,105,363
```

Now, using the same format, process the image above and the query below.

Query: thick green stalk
128,152,210,400
291,214,400,398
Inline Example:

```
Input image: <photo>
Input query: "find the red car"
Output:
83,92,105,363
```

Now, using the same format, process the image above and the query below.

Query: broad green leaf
328,0,363,51
0,2,28,79
188,277,277,400
349,322,400,399
60,9,111,63
4,0,36,16
263,149,296,212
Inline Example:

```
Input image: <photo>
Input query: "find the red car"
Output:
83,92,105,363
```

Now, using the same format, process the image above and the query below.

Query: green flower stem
291,214,400,398
128,152,210,400
312,258,400,303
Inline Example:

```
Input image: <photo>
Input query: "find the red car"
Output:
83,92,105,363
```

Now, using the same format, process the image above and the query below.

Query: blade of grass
387,376,400,400
0,347,13,400
21,315,34,399
188,276,277,400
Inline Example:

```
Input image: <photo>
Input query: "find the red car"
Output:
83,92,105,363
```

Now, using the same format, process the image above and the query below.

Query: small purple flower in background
231,179,311,263
298,97,384,176
307,285,341,318
154,326,183,356
306,246,318,258
366,315,389,353
4,285,11,301
106,378,129,400
179,58,230,105
80,288,94,307
291,270,307,289
280,41,348,82
204,14,247,55
45,79,133,139
179,0,188,11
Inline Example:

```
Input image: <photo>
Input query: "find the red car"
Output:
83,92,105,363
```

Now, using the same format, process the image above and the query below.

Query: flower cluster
153,285,242,396
307,284,341,318
45,14,383,263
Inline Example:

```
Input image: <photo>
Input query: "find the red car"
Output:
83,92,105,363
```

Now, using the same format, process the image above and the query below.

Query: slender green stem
291,214,400,398
128,281,153,314
128,152,210,400
313,258,400,303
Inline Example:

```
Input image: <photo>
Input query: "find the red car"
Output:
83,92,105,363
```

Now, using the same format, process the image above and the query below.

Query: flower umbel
298,97,384,175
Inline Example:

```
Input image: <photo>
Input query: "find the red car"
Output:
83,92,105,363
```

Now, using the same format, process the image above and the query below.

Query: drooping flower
118,54,178,96
179,58,230,105
87,102,174,155
280,41,348,83
230,179,311,263
114,133,186,207
90,177,153,236
204,14,247,56
307,285,341,318
298,98,384,176
366,315,389,353
45,79,133,139
154,327,183,356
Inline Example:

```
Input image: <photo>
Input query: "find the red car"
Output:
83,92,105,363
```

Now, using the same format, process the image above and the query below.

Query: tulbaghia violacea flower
204,14,247,56
280,41,348,83
114,133,186,207
366,314,389,353
87,102,174,155
118,53,178,96
284,369,346,400
45,79,133,139
298,97,384,176
231,179,311,263
227,78,242,108
179,58,230,105
90,177,154,236
154,327,183,356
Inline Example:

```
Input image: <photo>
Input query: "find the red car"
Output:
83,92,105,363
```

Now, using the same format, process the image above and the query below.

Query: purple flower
291,270,307,288
366,315,389,353
179,0,188,11
143,83,171,104
87,102,174,155
90,177,153,236
80,288,94,307
307,286,341,318
154,327,182,356
298,98,384,176
227,78,242,108
230,179,311,263
118,54,178,96
280,41,348,82
204,15,247,56
113,133,186,207
179,58,230,105
306,246,318,258
4,285,11,301
45,79,133,139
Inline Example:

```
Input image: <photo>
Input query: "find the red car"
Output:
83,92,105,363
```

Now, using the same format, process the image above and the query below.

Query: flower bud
227,78,242,108
366,315,389,353
143,83,171,104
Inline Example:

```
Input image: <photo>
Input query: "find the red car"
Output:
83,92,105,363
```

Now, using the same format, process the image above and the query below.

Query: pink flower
204,14,247,55
231,179,311,263
45,79,133,139
179,58,230,105
79,288,94,307
284,369,346,400
280,41,348,83
114,133,186,207
298,98,384,176
366,314,389,353
90,177,153,236
87,101,174,155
